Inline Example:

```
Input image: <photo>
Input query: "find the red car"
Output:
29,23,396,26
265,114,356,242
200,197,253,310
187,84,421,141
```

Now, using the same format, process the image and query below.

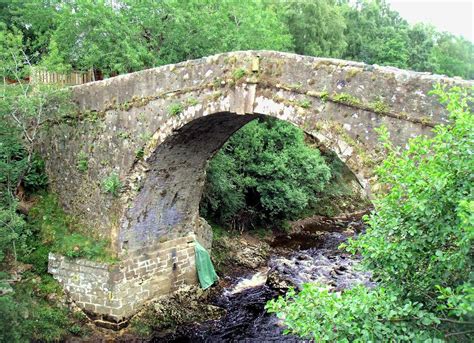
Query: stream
155,214,373,342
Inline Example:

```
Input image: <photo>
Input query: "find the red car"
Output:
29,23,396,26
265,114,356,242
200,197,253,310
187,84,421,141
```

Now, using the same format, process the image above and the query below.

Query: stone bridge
39,51,471,328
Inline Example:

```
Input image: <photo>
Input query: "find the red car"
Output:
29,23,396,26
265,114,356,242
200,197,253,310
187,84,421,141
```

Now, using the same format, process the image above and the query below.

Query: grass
333,92,362,106
168,103,183,117
299,99,312,109
232,68,247,81
27,193,116,263
76,151,88,172
370,99,390,114
0,271,90,342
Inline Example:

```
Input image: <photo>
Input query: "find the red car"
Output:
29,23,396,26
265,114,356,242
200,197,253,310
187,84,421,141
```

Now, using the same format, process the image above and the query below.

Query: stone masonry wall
38,50,473,253
49,235,196,329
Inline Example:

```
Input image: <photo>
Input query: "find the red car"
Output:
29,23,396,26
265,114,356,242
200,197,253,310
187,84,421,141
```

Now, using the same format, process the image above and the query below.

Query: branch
445,330,474,338
439,318,474,325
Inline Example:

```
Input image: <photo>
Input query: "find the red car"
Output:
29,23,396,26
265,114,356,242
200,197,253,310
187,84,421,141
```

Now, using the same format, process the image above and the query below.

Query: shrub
200,117,331,229
266,284,440,342
346,85,474,305
266,85,474,340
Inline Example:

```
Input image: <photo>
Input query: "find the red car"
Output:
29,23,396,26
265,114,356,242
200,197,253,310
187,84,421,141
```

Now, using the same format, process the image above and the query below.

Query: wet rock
132,285,225,338
213,235,270,273
266,270,295,292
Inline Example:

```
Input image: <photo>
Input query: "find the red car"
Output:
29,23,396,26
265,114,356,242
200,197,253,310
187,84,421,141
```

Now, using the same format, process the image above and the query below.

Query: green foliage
333,92,361,106
135,147,145,160
346,85,474,304
0,202,28,264
2,0,473,79
428,32,474,79
168,103,183,117
298,99,311,109
0,24,28,79
138,0,292,66
0,119,46,265
27,194,114,263
102,173,122,197
341,0,411,69
232,68,247,81
45,0,152,76
341,1,473,78
281,0,347,58
370,99,390,113
320,90,329,102
200,117,331,229
76,151,88,172
266,284,440,341
267,86,473,340
0,274,82,342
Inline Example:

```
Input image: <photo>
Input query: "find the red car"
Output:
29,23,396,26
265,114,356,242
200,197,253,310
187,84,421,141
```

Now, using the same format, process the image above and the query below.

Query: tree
144,0,292,66
0,27,69,265
342,0,410,68
46,0,153,76
280,0,347,58
406,23,437,72
200,117,331,229
429,32,474,79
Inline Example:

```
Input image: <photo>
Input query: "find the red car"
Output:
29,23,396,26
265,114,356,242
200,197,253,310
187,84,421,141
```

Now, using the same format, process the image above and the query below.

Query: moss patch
27,194,116,263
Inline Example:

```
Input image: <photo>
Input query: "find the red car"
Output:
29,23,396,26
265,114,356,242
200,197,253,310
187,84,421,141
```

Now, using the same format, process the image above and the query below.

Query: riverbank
121,211,373,342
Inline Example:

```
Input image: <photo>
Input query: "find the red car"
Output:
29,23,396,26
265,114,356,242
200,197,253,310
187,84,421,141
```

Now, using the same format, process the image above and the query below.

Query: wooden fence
30,67,95,86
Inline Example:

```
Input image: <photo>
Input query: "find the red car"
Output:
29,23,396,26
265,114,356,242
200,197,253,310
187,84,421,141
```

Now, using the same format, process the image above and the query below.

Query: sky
387,0,473,41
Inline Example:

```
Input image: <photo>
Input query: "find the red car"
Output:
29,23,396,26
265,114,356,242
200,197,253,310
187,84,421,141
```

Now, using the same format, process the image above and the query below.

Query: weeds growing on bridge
168,103,183,117
102,173,123,197
27,194,115,263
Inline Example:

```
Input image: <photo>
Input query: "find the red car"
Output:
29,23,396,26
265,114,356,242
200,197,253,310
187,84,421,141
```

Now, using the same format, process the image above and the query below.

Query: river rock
266,270,295,292
213,235,270,272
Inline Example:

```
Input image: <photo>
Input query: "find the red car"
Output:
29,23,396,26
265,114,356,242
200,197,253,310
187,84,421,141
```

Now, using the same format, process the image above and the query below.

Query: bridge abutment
49,235,197,329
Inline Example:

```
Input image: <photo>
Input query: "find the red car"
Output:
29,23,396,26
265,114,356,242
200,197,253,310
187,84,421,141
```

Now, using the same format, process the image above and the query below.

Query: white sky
387,0,474,41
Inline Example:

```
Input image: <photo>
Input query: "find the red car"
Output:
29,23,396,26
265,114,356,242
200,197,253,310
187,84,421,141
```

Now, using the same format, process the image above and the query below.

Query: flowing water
156,216,373,342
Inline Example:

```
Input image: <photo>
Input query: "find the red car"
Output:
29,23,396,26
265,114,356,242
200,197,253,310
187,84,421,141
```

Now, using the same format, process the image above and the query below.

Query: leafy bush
346,85,473,305
266,284,439,342
200,117,332,229
266,85,474,340
0,276,78,342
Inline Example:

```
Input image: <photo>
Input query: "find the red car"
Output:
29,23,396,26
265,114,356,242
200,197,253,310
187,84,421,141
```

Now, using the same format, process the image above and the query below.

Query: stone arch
40,51,472,324
117,107,370,255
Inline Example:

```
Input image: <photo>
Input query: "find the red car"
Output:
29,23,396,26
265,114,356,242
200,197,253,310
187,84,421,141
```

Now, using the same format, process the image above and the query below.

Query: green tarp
194,240,219,289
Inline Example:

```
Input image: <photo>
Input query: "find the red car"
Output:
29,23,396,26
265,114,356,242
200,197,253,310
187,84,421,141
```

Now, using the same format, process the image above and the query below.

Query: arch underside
119,113,259,252
118,112,367,253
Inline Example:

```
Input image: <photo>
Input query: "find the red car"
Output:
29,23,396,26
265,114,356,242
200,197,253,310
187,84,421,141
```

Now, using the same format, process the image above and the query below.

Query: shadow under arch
118,112,368,254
